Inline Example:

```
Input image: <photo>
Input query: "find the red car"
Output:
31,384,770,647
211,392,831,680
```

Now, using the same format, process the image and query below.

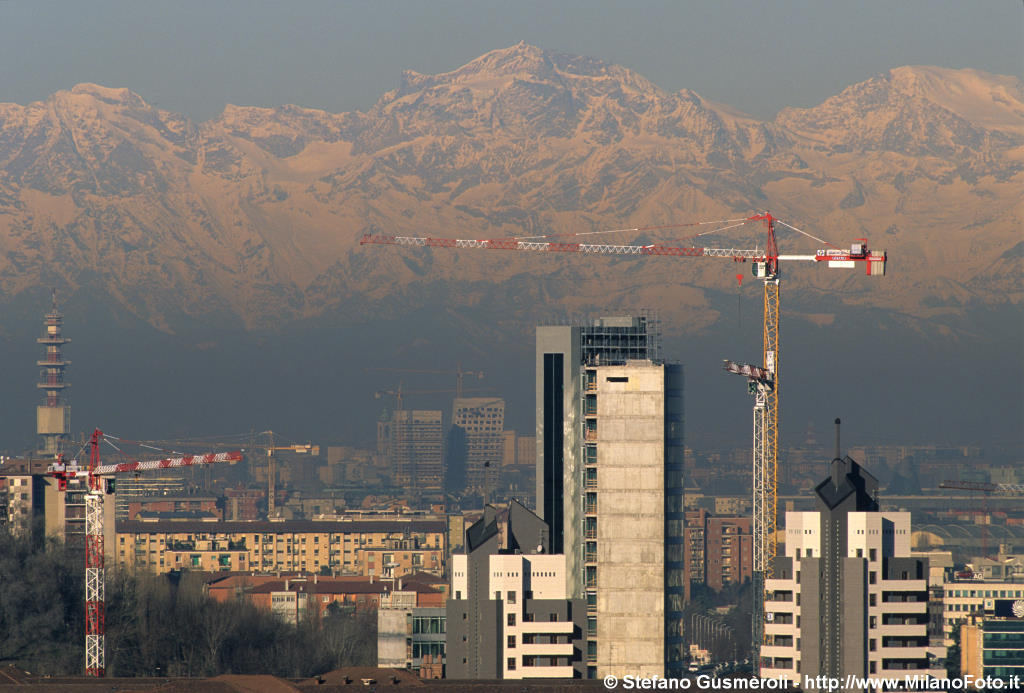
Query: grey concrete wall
378,609,409,668
595,363,665,677
800,556,822,679
841,557,868,682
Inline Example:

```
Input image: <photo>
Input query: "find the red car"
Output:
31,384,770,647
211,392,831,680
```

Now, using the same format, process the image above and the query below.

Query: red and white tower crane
361,212,887,662
48,429,242,677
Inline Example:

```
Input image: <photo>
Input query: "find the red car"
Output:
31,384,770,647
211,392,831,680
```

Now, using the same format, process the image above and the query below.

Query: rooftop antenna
830,418,843,489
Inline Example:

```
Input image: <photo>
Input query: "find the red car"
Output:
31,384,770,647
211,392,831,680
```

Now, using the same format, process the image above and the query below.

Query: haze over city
1,1,1023,688
0,1,1020,454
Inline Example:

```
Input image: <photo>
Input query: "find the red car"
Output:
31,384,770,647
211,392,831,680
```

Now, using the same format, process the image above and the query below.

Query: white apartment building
762,454,946,686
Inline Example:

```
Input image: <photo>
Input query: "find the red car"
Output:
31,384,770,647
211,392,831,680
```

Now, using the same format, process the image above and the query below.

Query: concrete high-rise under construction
452,397,505,498
536,315,685,678
37,293,71,458
388,410,444,488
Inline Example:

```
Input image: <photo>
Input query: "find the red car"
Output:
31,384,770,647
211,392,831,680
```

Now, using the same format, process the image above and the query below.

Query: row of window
946,589,1024,599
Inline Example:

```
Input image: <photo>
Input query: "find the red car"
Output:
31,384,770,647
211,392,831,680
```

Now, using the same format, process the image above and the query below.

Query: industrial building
761,445,947,685
536,315,685,677
446,502,586,680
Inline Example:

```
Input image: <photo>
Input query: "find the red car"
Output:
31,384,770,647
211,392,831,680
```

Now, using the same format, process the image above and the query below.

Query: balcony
525,664,577,678
761,645,797,660
880,602,928,614
520,642,574,657
519,621,575,634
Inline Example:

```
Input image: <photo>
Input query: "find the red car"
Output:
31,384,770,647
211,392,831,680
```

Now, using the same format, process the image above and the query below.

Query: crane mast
362,212,886,669
48,430,242,677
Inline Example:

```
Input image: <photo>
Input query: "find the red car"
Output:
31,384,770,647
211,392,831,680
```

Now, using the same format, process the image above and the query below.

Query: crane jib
91,451,243,476
359,233,763,259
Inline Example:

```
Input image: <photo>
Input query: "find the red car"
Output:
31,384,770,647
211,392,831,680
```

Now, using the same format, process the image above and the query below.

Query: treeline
0,527,375,677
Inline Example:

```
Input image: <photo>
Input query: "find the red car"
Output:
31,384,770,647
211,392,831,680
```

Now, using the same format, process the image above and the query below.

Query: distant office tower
447,501,586,679
536,315,684,677
36,294,71,457
452,397,504,496
761,429,947,685
387,410,444,488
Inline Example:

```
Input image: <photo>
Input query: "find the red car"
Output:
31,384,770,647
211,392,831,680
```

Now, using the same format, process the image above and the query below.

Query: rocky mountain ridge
0,44,1021,334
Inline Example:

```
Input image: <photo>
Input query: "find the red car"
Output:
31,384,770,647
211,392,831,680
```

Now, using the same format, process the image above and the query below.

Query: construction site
0,213,1020,683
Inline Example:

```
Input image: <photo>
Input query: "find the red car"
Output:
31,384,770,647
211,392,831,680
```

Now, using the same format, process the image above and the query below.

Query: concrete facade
388,410,444,489
536,317,684,677
378,603,447,674
453,398,505,495
589,362,685,677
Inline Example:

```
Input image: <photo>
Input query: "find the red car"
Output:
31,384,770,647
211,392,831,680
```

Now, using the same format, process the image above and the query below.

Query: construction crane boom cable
362,210,887,670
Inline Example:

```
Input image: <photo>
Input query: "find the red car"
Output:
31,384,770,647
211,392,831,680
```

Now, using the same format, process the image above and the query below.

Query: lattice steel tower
37,291,71,457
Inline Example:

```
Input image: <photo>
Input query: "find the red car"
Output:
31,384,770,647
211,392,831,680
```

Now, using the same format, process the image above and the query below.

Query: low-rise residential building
208,573,444,619
116,519,447,575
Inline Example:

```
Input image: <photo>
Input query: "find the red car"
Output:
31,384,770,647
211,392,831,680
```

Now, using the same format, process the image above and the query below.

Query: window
606,376,629,383
870,639,876,651
507,613,516,626
507,591,516,604
870,594,877,607
869,572,877,585
856,549,863,558
549,613,558,622
806,549,813,557
507,635,516,648
869,548,877,561
507,657,516,671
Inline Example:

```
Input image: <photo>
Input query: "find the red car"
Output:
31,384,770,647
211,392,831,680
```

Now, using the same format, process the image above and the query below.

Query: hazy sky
2,1,1020,122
